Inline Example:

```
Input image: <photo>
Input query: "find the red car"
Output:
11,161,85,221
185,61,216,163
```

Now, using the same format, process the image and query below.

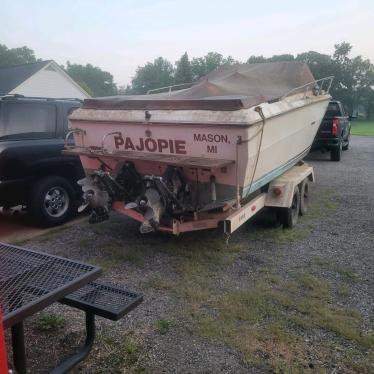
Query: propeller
125,202,138,209
139,221,155,234
144,207,155,220
78,202,89,213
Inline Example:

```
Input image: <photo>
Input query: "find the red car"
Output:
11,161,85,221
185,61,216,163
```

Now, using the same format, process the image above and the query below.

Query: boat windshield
0,102,56,140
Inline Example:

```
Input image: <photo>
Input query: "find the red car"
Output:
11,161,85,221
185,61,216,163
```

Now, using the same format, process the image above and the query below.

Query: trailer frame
110,161,314,235
224,161,314,234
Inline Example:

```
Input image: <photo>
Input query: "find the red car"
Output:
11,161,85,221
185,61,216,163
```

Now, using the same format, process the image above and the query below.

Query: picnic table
0,241,101,373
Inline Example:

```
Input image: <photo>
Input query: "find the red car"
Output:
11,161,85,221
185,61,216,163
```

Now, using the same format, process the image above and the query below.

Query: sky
1,0,374,86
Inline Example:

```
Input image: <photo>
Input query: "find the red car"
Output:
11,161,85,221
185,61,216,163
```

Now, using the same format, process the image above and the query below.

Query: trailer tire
299,179,309,216
277,187,300,228
342,133,350,151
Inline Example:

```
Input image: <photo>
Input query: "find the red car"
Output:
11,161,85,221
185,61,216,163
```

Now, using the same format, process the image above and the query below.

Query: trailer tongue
65,62,331,235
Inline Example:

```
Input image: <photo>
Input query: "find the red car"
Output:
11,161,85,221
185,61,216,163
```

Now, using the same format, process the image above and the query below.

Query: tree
296,51,334,79
0,44,38,67
247,54,294,64
65,62,117,97
350,56,374,117
129,57,174,94
174,52,192,85
191,52,237,81
333,42,352,65
330,42,374,115
268,54,294,62
117,84,132,95
245,44,374,117
247,55,267,64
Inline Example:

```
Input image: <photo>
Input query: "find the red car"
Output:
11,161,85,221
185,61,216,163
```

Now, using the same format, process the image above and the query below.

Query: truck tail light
332,117,339,136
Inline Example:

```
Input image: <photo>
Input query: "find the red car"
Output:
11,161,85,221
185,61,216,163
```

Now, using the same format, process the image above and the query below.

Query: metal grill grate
62,282,143,320
0,243,101,328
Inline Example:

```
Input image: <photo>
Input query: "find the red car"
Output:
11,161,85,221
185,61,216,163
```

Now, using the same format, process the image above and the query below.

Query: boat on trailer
64,62,332,235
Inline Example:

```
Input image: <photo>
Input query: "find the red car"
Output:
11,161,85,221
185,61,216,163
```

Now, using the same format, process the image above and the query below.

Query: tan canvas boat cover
82,62,315,111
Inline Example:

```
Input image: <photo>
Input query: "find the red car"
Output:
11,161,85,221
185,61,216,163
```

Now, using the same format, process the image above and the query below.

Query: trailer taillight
332,117,339,136
273,187,282,196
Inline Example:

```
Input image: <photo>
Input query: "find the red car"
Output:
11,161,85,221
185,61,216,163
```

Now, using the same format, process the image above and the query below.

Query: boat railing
281,76,334,100
64,128,86,149
147,81,197,95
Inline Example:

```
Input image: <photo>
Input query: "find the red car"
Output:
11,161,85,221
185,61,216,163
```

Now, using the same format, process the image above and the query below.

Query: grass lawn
351,120,374,136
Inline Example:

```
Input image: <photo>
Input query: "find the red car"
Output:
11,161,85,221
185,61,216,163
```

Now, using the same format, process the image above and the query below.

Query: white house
0,60,90,99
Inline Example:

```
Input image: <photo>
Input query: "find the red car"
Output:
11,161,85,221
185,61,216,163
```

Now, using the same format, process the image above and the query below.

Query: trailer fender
264,162,314,209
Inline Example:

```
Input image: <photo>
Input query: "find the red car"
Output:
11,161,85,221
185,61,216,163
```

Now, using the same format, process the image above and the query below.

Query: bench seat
61,281,143,321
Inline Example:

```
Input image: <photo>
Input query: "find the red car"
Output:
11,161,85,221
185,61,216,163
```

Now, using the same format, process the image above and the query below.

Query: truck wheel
299,179,309,216
277,187,300,229
29,176,76,227
330,142,342,161
342,134,350,151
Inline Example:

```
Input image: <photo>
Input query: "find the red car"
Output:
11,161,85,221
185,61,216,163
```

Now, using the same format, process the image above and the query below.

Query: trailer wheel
277,187,300,228
299,179,309,216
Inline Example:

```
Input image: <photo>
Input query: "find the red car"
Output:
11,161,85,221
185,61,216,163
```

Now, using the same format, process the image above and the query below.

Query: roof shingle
0,60,51,94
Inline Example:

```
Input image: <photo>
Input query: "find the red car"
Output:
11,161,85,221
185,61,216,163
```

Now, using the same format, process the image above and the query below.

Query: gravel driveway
6,135,373,374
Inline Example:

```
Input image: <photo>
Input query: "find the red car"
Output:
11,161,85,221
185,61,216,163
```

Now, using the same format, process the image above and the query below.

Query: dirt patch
0,208,86,243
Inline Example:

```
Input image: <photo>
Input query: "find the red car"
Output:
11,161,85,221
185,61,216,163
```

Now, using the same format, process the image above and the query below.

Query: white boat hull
242,97,329,196
69,94,330,206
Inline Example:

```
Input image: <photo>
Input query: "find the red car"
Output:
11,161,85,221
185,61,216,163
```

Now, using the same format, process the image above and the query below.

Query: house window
0,102,56,140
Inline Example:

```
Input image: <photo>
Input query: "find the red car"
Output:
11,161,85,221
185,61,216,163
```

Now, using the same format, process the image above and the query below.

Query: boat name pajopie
114,134,187,154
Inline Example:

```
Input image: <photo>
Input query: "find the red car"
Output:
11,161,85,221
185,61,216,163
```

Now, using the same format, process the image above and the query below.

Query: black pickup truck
0,95,84,226
312,100,351,161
